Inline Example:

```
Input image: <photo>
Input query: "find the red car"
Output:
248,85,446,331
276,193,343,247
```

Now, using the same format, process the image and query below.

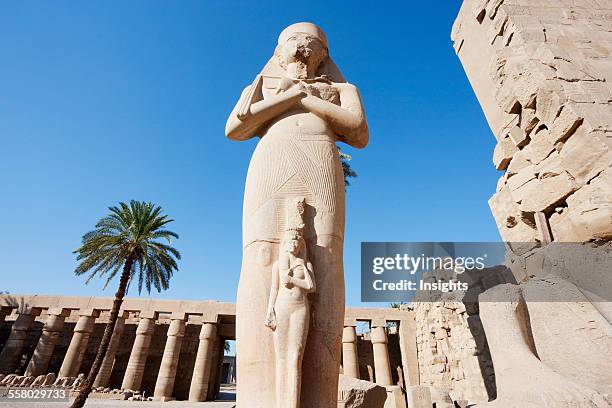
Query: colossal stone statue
225,22,368,408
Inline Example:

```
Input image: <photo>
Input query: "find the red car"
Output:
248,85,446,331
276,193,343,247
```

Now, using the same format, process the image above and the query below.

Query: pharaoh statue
225,22,368,408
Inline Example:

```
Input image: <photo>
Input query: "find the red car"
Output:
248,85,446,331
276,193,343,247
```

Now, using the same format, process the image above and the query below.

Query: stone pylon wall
416,1,612,406
452,0,612,243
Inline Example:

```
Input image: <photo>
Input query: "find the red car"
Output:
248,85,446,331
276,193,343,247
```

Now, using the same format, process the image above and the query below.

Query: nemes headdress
278,22,328,49
260,22,346,83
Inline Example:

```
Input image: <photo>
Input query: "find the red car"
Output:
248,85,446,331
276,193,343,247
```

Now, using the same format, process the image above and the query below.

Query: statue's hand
264,308,276,330
275,77,294,94
275,77,308,96
281,273,292,287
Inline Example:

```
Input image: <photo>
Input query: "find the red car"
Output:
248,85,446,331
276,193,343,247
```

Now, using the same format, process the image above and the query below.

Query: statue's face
286,237,302,255
278,33,327,79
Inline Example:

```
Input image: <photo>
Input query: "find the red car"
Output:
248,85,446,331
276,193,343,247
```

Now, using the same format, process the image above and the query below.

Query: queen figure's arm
264,262,280,330
299,82,368,148
287,261,316,293
225,82,305,141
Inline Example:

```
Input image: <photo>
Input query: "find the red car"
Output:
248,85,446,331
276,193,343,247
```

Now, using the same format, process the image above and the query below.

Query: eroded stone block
338,374,387,408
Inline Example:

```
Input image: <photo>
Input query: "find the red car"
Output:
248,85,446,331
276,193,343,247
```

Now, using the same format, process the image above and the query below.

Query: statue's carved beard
286,60,309,79
282,45,319,79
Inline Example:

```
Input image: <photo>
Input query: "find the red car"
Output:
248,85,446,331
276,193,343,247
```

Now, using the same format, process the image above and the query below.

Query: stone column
0,308,41,374
59,309,100,378
93,311,128,387
25,308,71,376
371,324,393,386
189,322,217,402
121,311,157,391
153,313,186,401
342,322,360,379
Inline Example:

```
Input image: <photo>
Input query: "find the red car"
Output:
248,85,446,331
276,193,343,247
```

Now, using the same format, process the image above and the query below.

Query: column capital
42,313,68,332
74,313,98,333
371,325,388,344
342,326,357,343
167,318,186,337
136,315,157,335
199,322,217,340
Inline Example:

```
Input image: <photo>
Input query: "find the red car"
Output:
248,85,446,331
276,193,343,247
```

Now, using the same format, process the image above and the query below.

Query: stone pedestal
371,325,393,386
0,309,41,374
93,311,128,387
189,322,217,402
342,324,359,379
25,308,70,376
153,314,186,401
59,309,99,378
121,311,157,391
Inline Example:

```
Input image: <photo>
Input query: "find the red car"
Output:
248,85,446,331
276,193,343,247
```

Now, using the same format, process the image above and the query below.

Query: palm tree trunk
70,258,133,408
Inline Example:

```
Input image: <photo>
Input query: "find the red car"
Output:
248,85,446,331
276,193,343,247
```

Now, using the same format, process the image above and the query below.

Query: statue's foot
490,361,611,408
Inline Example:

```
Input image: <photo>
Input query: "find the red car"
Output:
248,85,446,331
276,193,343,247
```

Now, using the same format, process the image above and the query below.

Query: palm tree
70,200,180,408
339,147,357,187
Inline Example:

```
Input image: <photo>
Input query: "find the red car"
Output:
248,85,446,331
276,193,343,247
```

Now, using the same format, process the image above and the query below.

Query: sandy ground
0,402,236,408
0,385,236,408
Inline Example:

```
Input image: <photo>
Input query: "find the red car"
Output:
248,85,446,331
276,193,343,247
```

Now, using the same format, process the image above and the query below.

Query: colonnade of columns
341,319,398,386
0,297,418,403
0,308,222,402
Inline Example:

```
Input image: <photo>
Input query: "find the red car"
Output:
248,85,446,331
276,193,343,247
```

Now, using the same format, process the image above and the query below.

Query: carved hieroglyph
225,22,368,408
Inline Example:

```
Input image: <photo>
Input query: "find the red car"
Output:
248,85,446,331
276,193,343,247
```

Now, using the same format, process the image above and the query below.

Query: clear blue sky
0,1,501,307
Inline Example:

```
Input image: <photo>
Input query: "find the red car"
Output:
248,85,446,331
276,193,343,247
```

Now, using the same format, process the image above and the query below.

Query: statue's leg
300,234,344,408
236,242,277,408
478,284,610,407
284,304,309,408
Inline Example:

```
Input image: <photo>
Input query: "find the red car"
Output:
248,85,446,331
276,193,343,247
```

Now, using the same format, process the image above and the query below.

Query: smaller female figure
264,227,316,408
